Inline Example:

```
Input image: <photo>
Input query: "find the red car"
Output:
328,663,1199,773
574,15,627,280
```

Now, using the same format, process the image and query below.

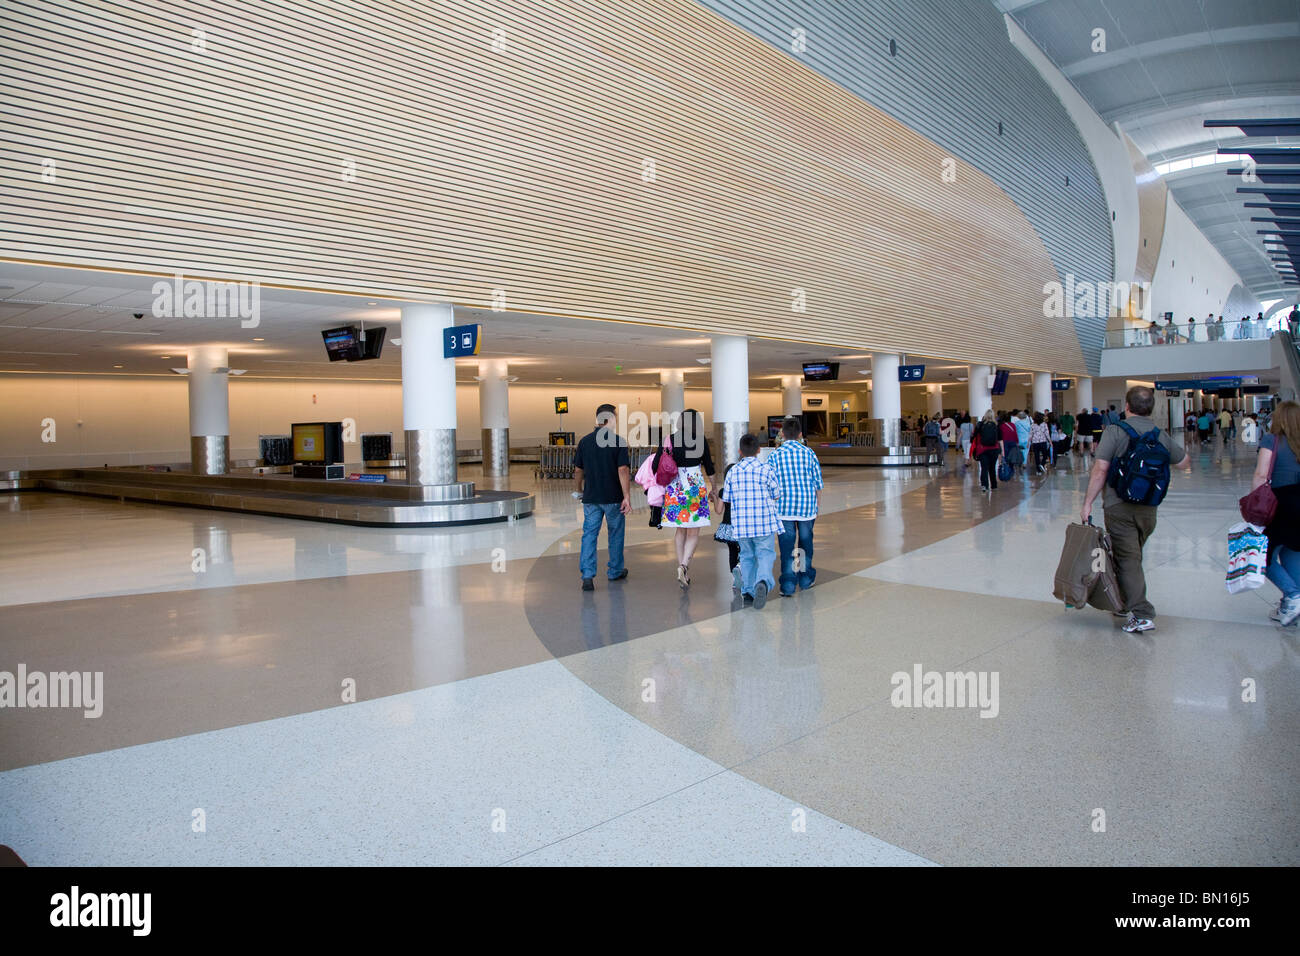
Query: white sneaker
1121,614,1155,633
1279,596,1300,627
1270,601,1283,622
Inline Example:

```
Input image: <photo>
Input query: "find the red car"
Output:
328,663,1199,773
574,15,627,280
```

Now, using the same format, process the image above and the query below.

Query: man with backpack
923,414,943,464
971,412,1002,492
1080,386,1191,633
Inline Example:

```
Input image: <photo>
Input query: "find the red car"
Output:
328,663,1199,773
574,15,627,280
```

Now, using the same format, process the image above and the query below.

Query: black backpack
978,421,998,445
1108,423,1171,505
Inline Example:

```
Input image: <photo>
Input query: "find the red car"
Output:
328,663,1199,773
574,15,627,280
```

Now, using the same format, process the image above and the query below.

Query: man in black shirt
573,403,631,591
1075,408,1094,455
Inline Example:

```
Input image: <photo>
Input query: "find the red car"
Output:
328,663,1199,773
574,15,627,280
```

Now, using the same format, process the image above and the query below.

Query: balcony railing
1104,321,1272,349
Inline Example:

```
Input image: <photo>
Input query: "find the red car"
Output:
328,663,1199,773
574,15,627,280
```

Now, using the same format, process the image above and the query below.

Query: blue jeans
738,534,776,597
1266,546,1300,599
777,518,816,595
579,503,625,580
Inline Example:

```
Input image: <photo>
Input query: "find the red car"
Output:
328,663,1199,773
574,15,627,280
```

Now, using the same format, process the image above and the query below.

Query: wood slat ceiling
0,0,1087,374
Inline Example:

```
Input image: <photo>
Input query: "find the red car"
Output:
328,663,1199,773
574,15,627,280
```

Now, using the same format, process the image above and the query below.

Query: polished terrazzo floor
1,437,1296,865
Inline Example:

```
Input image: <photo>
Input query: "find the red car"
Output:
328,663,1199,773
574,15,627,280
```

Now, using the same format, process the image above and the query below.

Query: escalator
1269,330,1300,403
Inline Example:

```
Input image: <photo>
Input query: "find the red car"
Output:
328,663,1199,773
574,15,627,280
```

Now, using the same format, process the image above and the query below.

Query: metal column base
405,428,457,486
714,421,748,467
190,435,229,475
481,427,510,477
866,418,904,448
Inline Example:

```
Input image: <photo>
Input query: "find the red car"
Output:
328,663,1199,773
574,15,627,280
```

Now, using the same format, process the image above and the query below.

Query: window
1153,152,1246,177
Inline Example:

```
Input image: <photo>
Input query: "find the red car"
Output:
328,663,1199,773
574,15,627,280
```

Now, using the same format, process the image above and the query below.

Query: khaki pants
1104,502,1159,618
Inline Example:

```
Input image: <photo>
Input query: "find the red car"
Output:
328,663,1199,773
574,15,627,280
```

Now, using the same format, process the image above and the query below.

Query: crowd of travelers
571,387,1291,633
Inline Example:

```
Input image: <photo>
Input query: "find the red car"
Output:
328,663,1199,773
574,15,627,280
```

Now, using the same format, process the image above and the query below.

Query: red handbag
654,439,678,486
1239,442,1277,526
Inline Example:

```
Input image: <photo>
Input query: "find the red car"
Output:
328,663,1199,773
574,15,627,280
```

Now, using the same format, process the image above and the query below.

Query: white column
927,384,943,417
780,375,803,417
1076,377,1094,412
187,345,229,475
968,364,992,419
870,353,901,419
401,303,459,485
478,358,510,478
711,334,749,466
871,353,902,446
659,369,685,423
1033,372,1052,414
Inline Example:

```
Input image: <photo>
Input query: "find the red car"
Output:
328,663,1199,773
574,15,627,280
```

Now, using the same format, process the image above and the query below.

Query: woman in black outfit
660,409,718,588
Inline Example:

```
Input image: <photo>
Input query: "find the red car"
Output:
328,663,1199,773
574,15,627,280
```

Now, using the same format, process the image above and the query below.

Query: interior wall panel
1128,134,1168,292
696,0,1113,368
1,0,1086,374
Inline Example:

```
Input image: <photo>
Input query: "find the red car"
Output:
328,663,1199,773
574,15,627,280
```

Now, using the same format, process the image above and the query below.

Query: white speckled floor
2,448,1297,865
0,660,929,866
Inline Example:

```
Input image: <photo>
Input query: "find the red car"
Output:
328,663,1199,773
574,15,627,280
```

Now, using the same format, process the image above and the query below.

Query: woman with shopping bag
1248,401,1300,624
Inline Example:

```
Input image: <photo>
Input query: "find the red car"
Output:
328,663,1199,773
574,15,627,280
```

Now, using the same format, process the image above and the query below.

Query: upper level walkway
1099,320,1279,380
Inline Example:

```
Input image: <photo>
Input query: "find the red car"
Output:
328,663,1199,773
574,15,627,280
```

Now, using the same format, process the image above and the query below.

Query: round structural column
711,334,749,466
780,375,803,417
187,345,230,475
478,358,510,478
927,384,943,417
968,364,992,419
401,303,459,485
1076,377,1094,412
870,352,902,446
659,369,685,426
1033,372,1053,415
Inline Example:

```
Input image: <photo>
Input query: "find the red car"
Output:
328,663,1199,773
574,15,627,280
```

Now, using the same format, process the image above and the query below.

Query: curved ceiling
997,0,1300,300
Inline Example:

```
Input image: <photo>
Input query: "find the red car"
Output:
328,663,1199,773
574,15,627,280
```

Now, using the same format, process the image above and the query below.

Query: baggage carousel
0,465,533,527
812,444,939,466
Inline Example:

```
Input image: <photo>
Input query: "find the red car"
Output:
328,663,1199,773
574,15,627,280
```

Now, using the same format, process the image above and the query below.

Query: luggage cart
535,444,578,479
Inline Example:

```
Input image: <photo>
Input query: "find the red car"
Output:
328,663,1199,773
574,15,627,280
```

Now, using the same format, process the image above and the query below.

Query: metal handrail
1104,320,1273,348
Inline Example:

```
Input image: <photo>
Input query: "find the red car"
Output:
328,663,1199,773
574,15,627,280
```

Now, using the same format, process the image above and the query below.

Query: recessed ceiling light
112,364,123,368
253,337,264,341
160,355,171,359
367,301,376,306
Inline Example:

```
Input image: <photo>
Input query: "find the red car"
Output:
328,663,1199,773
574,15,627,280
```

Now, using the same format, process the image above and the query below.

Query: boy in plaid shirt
770,417,823,595
720,432,783,609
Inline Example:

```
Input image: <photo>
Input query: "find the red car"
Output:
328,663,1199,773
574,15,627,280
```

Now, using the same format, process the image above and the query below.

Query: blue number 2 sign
443,324,482,358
